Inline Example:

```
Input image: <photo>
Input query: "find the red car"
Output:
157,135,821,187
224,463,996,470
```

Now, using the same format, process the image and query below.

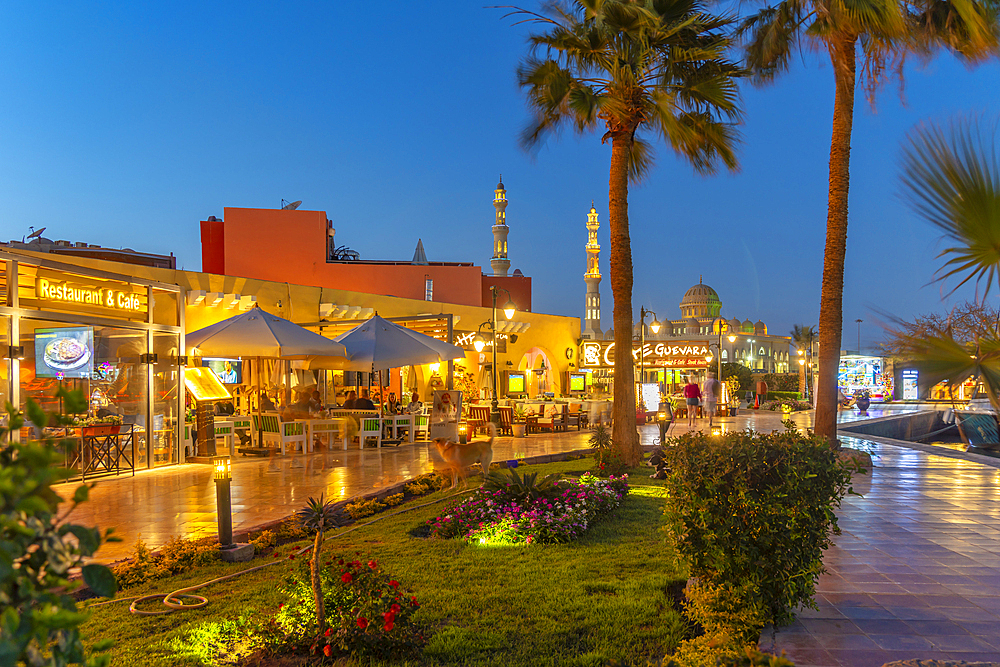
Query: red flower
384,618,395,632
389,580,399,589
341,572,353,583
338,558,344,565
368,559,378,569
383,611,395,621
273,553,281,558
356,617,369,629
278,603,284,610
390,603,401,613
411,596,419,607
323,645,332,657
324,628,333,637
288,554,295,560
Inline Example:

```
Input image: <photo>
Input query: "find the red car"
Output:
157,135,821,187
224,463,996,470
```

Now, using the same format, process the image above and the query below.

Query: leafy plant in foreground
589,425,626,476
0,390,119,666
482,468,563,501
295,494,339,634
661,424,857,635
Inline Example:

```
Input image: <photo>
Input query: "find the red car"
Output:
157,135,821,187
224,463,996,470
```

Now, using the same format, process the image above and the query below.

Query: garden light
458,422,469,444
212,456,234,548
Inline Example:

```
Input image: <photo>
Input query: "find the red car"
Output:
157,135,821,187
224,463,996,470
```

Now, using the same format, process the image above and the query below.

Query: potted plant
512,404,527,438
855,389,871,415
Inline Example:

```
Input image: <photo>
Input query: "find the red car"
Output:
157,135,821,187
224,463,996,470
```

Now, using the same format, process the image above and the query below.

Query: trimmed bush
766,391,802,401
661,425,857,637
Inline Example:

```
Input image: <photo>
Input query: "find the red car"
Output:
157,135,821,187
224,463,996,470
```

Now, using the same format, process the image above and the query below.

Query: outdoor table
298,418,343,451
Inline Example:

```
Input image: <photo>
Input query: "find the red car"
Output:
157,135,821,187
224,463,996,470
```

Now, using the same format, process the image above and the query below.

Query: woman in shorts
683,377,702,428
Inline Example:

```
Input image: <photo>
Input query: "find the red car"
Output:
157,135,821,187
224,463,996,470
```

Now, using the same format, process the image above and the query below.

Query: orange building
201,194,531,312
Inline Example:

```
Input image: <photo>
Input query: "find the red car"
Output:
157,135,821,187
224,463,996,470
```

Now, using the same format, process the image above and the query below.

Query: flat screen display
569,373,586,392
203,357,242,384
35,327,94,379
507,372,525,394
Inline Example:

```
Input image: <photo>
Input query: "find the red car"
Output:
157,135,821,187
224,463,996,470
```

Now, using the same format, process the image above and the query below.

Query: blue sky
1,1,998,352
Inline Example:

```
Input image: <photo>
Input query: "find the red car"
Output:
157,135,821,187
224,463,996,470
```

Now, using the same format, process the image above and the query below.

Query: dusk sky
2,2,999,352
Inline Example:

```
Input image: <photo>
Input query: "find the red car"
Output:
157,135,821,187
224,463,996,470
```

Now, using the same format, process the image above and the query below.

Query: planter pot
82,424,117,437
729,407,738,416
512,423,527,438
856,397,870,414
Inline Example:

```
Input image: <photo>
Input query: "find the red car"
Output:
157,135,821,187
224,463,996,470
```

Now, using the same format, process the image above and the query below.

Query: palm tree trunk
609,134,641,466
312,528,326,632
815,34,858,445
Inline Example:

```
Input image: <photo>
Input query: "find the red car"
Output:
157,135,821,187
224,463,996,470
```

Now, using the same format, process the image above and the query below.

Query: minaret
491,177,510,277
583,202,602,338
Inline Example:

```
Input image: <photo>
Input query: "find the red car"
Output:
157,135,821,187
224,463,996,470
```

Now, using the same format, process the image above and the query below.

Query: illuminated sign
36,277,144,312
454,330,507,353
581,341,710,368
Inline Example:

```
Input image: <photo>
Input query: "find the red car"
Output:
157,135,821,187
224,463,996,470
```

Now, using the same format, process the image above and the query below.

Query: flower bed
427,473,629,545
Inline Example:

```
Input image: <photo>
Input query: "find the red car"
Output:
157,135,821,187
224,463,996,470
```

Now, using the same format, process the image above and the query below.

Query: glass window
151,333,180,466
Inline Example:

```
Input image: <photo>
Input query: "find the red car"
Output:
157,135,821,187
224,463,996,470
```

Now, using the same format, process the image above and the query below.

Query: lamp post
637,307,661,412
213,456,233,548
474,286,516,426
855,319,863,353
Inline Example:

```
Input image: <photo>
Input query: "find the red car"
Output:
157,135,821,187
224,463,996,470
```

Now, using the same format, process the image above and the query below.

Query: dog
433,422,496,489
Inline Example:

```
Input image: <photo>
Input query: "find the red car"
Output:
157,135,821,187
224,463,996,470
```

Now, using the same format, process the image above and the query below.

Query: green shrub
752,373,799,392
661,425,857,634
589,425,627,476
384,493,404,507
346,497,386,520
766,391,801,401
404,472,448,496
0,393,118,666
113,535,219,589
249,529,277,552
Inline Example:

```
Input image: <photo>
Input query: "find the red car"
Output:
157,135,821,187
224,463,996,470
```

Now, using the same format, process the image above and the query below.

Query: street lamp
475,286,517,425
637,307,661,410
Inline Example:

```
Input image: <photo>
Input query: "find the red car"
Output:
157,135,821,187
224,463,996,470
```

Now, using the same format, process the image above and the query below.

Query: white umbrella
327,315,465,372
186,305,348,359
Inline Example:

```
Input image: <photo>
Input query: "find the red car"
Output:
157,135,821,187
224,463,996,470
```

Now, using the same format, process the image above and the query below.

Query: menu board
35,326,94,379
184,367,233,402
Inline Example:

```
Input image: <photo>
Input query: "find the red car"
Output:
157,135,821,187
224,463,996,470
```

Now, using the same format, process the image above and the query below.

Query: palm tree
894,116,1000,407
296,494,339,633
510,0,743,465
739,0,998,444
790,324,816,396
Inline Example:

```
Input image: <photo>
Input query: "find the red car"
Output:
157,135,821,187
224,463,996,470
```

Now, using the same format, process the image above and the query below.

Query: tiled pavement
761,435,1000,666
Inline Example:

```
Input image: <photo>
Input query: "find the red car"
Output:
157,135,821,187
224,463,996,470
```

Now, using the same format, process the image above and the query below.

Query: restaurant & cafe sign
580,340,710,369
19,268,147,316
454,330,507,353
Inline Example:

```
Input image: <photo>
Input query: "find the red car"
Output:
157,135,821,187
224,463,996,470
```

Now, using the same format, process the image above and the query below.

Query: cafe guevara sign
580,340,710,369
24,271,147,317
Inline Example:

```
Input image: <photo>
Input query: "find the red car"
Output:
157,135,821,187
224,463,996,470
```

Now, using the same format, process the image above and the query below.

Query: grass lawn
82,457,688,666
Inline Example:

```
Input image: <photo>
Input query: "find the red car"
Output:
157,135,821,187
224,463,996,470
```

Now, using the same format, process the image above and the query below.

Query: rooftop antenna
27,227,46,241
280,199,302,210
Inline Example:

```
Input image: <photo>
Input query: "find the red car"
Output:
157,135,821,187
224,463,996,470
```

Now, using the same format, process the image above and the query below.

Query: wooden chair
468,405,490,434
564,404,582,431
413,410,430,440
536,405,565,433
253,412,307,455
497,406,513,436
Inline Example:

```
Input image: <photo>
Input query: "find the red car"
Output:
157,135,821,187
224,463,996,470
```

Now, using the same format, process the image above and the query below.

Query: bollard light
212,456,234,548
458,422,468,444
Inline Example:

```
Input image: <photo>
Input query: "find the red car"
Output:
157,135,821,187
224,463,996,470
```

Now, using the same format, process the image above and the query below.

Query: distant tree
738,0,999,444
511,0,743,465
881,301,1000,358
790,325,817,395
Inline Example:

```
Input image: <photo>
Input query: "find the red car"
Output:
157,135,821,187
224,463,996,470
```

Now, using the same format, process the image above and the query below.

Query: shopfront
1,250,184,468
579,339,713,400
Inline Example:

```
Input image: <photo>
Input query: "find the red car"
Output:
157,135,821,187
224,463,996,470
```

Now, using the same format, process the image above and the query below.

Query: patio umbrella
186,305,349,449
326,315,464,372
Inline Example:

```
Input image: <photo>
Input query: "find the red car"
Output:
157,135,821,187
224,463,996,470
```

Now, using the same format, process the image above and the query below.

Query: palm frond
900,115,1000,298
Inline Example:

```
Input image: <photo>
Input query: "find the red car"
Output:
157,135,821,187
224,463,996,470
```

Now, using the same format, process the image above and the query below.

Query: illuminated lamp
728,334,737,343
212,456,234,547
503,299,516,320
473,335,486,353
650,318,661,334
429,362,441,373
797,349,804,356
458,422,469,444
799,358,806,366
705,355,714,364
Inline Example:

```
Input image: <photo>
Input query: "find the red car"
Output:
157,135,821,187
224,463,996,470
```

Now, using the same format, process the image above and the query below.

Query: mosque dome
685,317,701,334
742,319,755,333
728,317,742,334
754,320,767,335
679,278,722,318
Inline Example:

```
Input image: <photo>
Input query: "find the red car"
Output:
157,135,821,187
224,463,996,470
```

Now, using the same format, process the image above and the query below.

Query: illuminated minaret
491,177,510,277
582,202,602,338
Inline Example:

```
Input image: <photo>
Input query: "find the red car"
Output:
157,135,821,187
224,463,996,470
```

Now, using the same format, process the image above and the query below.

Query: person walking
683,376,702,428
702,372,721,427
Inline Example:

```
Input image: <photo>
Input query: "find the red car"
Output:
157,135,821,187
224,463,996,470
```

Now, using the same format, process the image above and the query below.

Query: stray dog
434,422,496,489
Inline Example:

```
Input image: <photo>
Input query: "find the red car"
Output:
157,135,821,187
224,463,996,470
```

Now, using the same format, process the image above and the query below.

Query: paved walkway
761,434,1000,666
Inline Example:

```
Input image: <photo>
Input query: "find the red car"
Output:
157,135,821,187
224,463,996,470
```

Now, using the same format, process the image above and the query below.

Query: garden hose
87,488,475,617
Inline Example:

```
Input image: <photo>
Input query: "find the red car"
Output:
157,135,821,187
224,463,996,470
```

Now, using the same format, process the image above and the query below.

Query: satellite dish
27,227,46,239
281,200,302,210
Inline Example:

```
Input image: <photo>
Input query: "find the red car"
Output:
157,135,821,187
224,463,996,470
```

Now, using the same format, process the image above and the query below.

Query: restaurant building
1,239,581,468
579,279,793,395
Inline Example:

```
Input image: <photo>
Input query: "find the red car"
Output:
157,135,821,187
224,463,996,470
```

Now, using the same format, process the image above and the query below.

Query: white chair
253,412,307,455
